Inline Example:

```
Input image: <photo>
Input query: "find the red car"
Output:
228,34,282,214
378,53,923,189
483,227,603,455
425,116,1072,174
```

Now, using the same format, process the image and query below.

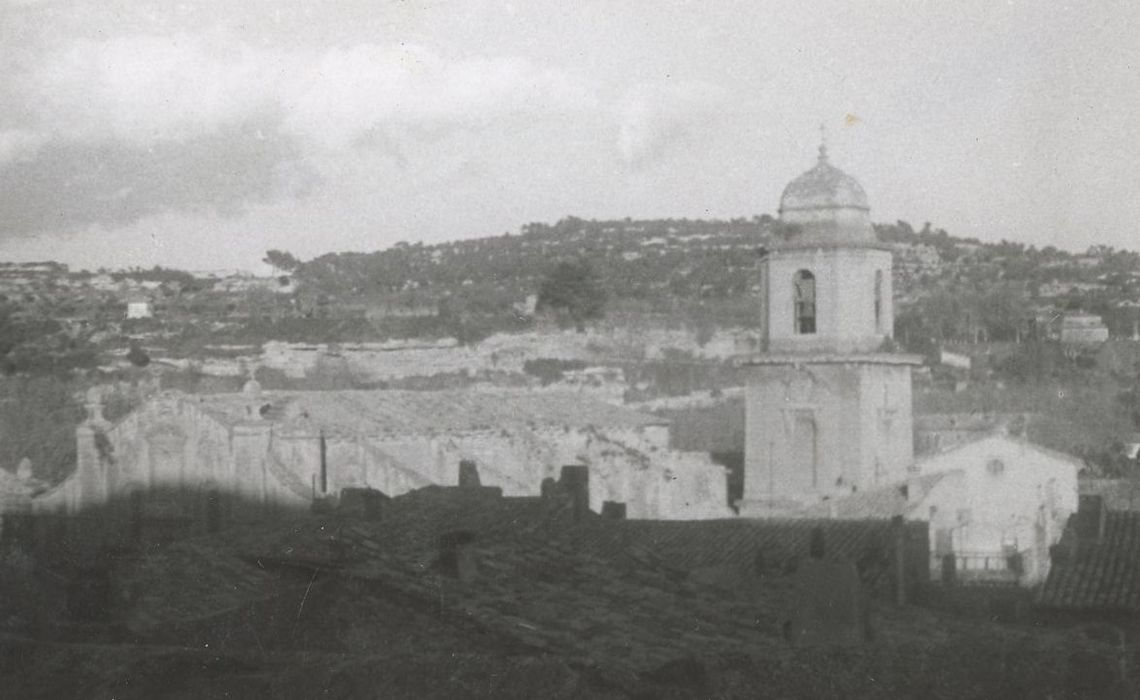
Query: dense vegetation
289,216,1140,345
0,297,98,375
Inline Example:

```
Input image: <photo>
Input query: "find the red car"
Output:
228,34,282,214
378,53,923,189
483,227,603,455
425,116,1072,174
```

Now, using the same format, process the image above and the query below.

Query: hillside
291,216,1140,345
4,216,1140,482
3,215,1139,360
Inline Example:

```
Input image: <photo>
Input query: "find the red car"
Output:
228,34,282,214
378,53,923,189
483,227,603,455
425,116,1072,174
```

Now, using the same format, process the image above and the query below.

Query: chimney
1077,495,1107,543
438,530,478,582
338,487,387,521
458,459,481,488
318,430,328,495
808,527,826,559
540,477,558,499
601,501,627,520
892,515,908,606
559,465,590,521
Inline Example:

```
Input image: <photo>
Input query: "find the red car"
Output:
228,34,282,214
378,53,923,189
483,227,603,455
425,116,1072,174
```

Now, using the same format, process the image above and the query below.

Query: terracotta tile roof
193,389,668,437
224,498,782,677
1038,511,1140,612
214,485,929,682
117,541,279,632
329,486,917,594
570,517,914,590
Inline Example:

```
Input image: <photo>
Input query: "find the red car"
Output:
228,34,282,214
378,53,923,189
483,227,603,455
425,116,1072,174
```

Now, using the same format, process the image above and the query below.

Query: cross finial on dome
818,122,829,163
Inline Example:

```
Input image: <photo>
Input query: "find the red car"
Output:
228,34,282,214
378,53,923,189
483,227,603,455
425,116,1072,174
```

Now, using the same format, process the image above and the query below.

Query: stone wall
40,391,730,522
36,392,310,518
255,328,756,383
742,360,914,512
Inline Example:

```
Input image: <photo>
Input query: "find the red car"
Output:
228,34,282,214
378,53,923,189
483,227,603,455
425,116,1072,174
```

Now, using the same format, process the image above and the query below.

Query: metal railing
933,549,1027,586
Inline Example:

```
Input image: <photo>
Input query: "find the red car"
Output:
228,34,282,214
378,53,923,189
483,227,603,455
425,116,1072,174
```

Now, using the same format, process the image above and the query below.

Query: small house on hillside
125,294,153,320
364,297,439,321
1060,314,1109,344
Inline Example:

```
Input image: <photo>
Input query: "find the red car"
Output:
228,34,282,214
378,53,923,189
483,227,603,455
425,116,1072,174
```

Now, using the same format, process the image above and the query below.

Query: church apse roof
779,145,870,215
774,142,879,249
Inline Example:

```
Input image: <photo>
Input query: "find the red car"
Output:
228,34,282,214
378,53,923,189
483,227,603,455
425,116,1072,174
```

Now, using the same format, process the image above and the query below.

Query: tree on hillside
536,259,607,332
0,376,84,483
975,285,1032,342
126,341,150,368
263,250,301,274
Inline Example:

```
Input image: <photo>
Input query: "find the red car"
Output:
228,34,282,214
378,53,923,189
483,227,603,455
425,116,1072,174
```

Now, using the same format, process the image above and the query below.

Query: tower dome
776,144,877,248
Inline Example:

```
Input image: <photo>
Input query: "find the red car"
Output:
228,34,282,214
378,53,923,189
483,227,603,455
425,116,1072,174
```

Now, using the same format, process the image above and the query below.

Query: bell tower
739,140,922,516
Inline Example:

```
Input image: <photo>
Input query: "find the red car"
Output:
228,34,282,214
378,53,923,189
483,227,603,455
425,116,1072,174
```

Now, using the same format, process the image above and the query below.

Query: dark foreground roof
1038,511,1140,612
15,486,1134,698
210,486,926,680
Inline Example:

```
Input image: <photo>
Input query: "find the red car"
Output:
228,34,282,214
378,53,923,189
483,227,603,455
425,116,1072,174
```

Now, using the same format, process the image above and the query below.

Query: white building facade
917,435,1080,585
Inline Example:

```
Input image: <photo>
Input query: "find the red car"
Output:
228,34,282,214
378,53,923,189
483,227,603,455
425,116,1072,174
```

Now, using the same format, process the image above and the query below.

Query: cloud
279,43,598,150
615,80,727,167
0,34,599,238
0,119,317,235
16,34,597,150
23,35,285,145
0,130,47,166
0,33,599,236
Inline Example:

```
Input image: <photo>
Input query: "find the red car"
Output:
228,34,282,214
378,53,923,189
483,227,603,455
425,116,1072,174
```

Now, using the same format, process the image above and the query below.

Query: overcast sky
1,0,1137,272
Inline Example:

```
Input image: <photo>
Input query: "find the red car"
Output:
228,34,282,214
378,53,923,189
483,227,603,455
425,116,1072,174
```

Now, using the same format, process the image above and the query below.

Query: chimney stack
458,459,481,488
1077,495,1107,543
559,465,590,521
438,530,478,582
601,501,626,520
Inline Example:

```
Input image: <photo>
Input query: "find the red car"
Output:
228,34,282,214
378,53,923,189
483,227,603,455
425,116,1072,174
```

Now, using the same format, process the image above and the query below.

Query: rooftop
9,484,1122,697
799,472,956,521
1038,511,1140,613
208,485,928,678
914,412,1032,434
190,388,669,437
736,353,924,367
